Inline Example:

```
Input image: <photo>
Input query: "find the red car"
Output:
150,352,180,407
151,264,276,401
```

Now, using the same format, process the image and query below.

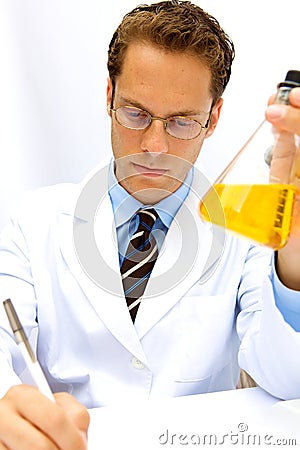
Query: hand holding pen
0,299,89,450
3,298,54,401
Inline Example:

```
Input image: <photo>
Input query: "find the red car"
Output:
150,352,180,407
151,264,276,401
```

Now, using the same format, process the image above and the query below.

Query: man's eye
127,109,147,120
128,111,141,118
172,118,193,127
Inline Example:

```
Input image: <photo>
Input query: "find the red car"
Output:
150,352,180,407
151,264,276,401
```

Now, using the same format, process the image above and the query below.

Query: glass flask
199,70,300,250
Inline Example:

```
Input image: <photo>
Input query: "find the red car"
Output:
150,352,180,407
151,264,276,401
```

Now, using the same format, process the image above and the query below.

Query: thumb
54,392,90,442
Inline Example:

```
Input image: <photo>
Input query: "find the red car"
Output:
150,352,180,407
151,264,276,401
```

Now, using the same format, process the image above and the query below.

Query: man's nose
140,119,169,154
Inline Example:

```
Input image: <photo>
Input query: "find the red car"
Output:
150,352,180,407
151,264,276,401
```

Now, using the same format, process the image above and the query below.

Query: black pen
3,298,54,401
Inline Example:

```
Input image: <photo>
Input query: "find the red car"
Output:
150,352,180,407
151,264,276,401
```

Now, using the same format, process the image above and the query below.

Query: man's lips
132,162,169,177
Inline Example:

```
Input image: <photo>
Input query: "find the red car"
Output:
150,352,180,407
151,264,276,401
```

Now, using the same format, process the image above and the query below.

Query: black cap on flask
273,70,300,106
278,70,300,89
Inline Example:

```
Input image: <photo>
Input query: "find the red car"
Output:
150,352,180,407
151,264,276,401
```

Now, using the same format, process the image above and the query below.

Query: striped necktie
121,209,158,321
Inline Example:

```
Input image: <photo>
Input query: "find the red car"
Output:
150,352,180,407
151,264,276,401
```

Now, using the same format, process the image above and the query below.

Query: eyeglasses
110,105,212,140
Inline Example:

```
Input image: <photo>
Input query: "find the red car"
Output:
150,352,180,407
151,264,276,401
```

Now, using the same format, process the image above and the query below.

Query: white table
88,387,300,449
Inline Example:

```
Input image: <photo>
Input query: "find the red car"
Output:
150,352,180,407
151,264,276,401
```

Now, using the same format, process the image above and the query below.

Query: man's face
107,42,222,204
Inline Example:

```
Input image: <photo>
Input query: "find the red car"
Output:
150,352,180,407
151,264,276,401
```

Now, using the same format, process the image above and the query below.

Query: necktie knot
132,209,158,250
137,209,158,231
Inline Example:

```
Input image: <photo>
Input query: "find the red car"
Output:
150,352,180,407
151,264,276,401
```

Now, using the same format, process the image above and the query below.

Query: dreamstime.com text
158,423,298,446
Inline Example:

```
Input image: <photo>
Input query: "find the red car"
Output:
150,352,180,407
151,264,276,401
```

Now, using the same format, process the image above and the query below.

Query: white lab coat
0,161,300,407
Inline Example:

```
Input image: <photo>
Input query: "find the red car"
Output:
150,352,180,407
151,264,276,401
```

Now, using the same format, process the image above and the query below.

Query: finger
0,416,57,450
267,92,276,106
2,386,87,450
0,390,57,450
54,392,90,441
289,87,300,107
277,193,300,290
265,103,300,135
20,391,88,450
269,130,297,184
266,86,300,135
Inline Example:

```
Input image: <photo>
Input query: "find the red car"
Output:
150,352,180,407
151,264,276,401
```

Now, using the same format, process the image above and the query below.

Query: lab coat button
132,357,145,370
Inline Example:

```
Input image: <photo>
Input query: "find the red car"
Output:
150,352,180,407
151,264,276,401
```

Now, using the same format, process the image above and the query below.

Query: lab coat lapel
135,182,225,339
57,175,148,364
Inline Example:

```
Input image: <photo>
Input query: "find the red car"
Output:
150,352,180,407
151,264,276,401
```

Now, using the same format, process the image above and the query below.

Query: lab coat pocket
174,376,212,397
176,293,238,384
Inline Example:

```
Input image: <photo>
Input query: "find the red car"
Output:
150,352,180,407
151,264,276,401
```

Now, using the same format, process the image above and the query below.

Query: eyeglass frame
110,103,214,141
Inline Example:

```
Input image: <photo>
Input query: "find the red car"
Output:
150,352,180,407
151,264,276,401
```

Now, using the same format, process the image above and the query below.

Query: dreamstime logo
158,423,298,446
73,154,226,297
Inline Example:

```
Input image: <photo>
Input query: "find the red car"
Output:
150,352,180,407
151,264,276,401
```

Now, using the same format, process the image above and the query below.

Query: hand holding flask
199,70,300,250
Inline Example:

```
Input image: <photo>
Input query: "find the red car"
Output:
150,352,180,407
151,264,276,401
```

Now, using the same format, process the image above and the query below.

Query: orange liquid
199,184,296,249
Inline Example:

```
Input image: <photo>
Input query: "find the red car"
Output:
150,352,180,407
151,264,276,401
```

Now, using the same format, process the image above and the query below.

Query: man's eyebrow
118,95,208,117
119,96,147,111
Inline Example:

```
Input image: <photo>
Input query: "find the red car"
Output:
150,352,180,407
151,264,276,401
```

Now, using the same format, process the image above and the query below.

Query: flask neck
275,86,293,105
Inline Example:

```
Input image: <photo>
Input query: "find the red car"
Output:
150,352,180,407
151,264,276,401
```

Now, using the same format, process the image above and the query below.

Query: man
0,1,300,448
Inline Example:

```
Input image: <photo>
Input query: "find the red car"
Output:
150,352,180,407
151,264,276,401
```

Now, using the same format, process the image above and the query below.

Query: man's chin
131,188,173,205
121,176,180,204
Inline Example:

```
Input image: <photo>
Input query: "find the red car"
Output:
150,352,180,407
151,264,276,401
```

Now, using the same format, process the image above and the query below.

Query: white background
0,0,299,229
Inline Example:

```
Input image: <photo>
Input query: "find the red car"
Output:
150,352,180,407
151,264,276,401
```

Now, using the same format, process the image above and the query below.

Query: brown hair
107,0,235,103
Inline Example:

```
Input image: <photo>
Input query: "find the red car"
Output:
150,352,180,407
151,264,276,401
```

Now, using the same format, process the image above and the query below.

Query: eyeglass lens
114,106,203,140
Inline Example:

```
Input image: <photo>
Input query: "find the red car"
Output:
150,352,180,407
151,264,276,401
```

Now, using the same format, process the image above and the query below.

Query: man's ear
204,98,223,139
106,77,113,116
